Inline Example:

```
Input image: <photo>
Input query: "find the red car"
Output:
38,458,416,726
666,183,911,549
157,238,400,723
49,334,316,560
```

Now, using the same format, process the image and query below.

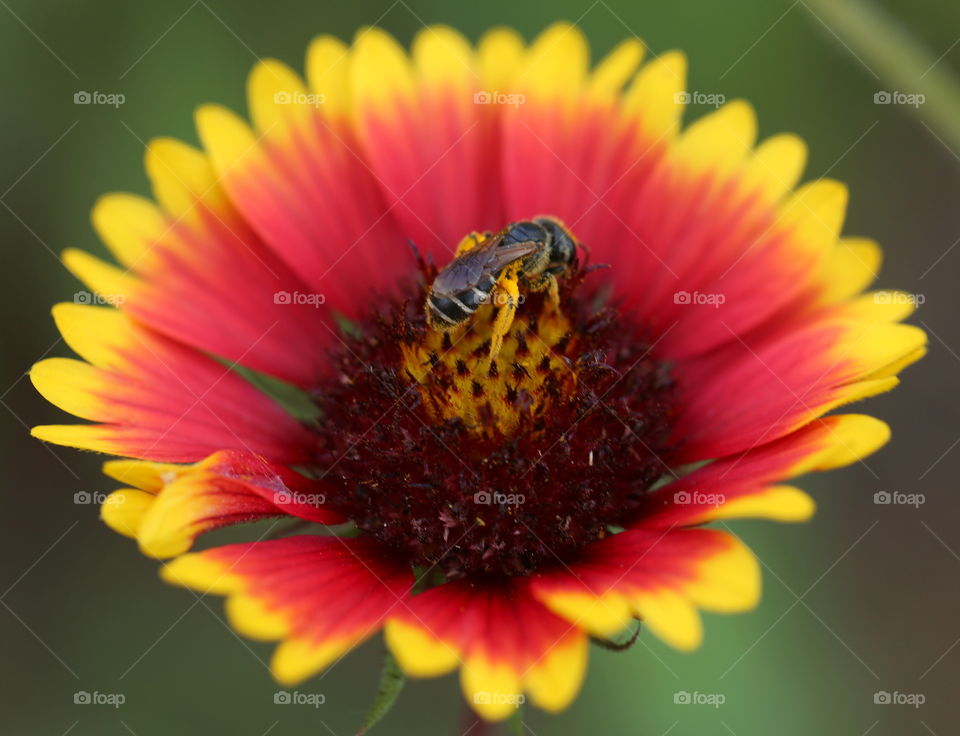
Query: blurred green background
1,0,958,734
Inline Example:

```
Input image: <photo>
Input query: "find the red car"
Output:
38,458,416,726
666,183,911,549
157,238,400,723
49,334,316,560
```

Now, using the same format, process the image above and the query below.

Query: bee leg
545,273,560,309
487,272,520,365
526,273,561,309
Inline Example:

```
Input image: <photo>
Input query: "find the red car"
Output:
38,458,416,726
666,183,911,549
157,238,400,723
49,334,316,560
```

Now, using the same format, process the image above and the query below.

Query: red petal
31,305,315,463
531,528,760,651
101,450,344,557
386,577,587,721
162,536,412,684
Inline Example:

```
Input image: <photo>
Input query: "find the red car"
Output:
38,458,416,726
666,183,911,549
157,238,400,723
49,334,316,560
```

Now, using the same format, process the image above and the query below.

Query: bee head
534,216,578,267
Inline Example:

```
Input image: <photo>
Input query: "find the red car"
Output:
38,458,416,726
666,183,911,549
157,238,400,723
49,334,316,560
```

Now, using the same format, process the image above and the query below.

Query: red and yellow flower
32,23,925,722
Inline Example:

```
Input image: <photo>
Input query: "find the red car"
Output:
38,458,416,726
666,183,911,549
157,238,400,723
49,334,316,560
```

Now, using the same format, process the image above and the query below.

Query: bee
511,216,578,298
425,216,578,362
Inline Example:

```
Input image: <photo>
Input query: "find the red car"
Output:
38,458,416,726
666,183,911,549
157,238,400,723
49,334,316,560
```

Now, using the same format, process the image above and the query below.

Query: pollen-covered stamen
402,293,575,437
311,270,676,580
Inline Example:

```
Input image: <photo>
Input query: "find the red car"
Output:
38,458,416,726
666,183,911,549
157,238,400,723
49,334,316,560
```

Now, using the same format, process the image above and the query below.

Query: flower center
311,249,676,580
401,291,575,438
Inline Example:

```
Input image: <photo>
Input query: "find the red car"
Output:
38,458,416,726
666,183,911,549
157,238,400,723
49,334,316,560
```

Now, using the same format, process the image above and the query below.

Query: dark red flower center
310,254,677,580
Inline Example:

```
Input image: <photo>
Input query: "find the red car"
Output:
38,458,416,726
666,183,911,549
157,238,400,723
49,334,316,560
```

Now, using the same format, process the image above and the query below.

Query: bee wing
431,234,538,297
485,239,541,272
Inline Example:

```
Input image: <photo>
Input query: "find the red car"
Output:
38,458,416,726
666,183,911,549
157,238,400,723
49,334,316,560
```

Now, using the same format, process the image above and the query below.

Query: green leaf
355,651,406,735
335,312,363,339
264,520,360,540
226,362,323,426
411,564,447,595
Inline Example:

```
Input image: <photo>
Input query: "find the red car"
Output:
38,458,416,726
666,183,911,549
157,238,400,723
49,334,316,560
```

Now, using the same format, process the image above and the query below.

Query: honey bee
425,216,578,361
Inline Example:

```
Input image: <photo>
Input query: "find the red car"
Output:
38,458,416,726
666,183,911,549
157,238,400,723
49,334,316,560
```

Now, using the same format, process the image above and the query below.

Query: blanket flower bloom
32,23,926,722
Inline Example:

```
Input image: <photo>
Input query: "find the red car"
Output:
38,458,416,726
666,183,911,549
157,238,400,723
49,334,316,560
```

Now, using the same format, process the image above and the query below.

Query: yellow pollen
402,298,576,436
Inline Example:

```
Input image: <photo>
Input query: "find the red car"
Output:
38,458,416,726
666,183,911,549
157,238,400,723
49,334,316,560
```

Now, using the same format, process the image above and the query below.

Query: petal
752,240,890,338
91,192,166,267
672,317,926,462
79,136,338,388
814,237,883,305
586,39,646,102
100,450,343,558
622,176,847,361
638,414,889,526
738,133,808,203
385,578,587,721
144,136,232,222
501,35,677,251
196,54,408,313
30,304,315,463
162,536,412,684
518,23,589,100
671,100,758,179
351,25,504,251
531,528,760,650
621,50,687,140
100,488,154,538
305,35,351,119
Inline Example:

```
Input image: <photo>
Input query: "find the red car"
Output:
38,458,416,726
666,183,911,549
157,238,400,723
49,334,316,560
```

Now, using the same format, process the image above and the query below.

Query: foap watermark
874,690,925,708
274,491,326,506
74,691,125,708
273,90,325,107
473,90,526,108
673,490,725,507
873,291,925,307
474,691,525,707
482,291,526,307
474,490,525,506
675,91,726,108
74,290,125,306
674,290,725,308
74,90,125,108
273,690,326,708
74,491,123,506
674,691,725,708
874,90,925,108
274,290,326,308
873,491,925,508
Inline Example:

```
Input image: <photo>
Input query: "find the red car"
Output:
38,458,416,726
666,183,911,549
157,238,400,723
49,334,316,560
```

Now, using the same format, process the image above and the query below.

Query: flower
31,22,926,723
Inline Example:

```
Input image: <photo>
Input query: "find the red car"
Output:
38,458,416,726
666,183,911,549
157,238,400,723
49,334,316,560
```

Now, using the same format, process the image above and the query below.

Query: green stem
507,706,525,736
354,652,405,735
802,0,960,152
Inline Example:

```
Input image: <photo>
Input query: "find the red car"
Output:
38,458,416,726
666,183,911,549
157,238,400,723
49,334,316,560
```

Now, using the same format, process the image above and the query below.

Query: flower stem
354,651,405,735
802,0,960,152
507,707,525,735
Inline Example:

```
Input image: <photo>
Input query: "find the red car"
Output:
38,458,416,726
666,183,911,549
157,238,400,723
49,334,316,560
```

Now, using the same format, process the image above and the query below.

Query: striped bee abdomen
427,274,498,327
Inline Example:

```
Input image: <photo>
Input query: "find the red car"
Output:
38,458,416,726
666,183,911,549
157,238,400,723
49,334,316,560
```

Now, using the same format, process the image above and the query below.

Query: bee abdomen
427,275,498,328
427,293,472,327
